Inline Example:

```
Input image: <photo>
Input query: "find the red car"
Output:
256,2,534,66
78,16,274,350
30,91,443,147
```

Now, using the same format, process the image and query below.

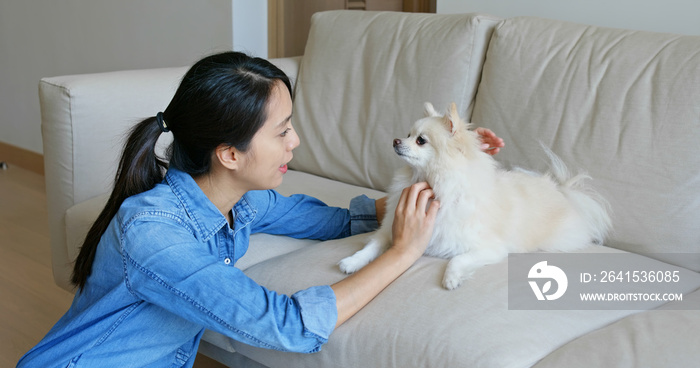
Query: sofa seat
229,241,700,368
533,288,700,367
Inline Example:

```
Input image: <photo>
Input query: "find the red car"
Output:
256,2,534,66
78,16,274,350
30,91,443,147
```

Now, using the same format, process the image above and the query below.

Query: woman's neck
194,171,245,227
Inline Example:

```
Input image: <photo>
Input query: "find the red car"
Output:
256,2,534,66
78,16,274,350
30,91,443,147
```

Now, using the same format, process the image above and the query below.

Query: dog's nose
393,139,401,147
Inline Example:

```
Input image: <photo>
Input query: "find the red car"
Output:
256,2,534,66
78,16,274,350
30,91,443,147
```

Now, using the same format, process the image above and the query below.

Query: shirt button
224,258,231,265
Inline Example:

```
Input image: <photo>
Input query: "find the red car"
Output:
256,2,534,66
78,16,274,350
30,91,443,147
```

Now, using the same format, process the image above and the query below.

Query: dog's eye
416,136,427,146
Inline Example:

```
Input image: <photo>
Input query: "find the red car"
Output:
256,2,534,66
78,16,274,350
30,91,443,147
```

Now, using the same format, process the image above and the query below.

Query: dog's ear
445,102,461,136
424,102,440,117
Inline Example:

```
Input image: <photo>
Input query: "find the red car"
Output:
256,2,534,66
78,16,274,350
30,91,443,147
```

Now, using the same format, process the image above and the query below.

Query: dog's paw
442,269,474,290
442,273,464,290
338,255,368,274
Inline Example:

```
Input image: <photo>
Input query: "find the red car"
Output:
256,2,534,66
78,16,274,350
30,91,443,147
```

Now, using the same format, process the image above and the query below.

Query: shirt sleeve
121,218,337,353
348,194,380,235
245,190,379,239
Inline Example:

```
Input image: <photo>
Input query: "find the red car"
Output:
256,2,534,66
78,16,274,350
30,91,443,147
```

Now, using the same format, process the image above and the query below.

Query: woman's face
236,80,299,190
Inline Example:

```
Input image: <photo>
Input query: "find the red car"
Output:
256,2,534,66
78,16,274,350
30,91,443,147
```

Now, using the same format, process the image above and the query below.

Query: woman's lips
279,164,288,173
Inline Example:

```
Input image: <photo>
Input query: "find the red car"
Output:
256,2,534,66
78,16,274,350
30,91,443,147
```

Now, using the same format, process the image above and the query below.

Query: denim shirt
18,168,378,368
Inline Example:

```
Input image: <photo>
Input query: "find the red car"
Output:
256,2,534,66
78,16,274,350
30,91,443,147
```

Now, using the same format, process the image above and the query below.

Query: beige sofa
39,11,700,367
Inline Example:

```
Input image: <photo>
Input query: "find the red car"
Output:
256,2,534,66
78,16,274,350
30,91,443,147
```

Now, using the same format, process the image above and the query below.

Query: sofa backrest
289,10,501,191
472,17,700,270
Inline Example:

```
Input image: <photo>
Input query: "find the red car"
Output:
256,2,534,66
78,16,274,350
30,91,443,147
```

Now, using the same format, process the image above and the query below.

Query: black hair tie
156,112,170,133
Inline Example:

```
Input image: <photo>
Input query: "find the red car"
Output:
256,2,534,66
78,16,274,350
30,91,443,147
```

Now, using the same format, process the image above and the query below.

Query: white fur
338,102,612,290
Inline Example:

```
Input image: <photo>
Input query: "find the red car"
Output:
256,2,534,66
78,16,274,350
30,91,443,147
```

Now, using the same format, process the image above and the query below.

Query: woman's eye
416,136,427,146
281,128,291,137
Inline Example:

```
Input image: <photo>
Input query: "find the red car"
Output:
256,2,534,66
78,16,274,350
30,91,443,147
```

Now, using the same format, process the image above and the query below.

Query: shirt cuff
349,195,379,235
291,285,338,352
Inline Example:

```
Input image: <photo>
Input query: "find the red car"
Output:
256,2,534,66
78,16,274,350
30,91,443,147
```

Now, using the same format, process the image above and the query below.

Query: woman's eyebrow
276,113,293,129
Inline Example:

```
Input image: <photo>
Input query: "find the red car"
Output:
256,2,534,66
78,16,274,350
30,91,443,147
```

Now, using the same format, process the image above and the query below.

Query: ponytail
71,117,167,290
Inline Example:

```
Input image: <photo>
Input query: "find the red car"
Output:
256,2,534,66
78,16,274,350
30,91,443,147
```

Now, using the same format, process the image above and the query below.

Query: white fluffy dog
339,102,612,289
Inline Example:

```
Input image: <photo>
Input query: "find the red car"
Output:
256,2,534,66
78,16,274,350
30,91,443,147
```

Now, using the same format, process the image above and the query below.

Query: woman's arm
246,190,355,240
331,182,439,327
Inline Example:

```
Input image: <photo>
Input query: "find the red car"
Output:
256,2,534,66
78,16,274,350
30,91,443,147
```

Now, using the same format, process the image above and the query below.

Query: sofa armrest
39,67,184,290
39,56,302,291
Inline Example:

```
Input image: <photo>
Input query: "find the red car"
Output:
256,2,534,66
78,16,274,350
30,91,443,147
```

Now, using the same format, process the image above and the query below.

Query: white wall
437,0,700,36
0,0,240,154
232,0,268,58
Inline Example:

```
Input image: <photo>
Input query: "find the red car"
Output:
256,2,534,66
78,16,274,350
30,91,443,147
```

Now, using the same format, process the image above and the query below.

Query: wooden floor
0,163,225,367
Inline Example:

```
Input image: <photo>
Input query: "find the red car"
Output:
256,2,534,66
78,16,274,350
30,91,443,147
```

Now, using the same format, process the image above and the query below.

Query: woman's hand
332,182,439,328
475,127,505,155
390,182,440,260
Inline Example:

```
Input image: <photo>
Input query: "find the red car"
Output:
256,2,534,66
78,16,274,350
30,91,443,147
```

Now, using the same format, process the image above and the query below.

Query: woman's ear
215,144,240,170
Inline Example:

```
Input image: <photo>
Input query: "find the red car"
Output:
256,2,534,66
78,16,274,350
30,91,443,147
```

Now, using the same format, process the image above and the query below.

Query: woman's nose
290,129,301,150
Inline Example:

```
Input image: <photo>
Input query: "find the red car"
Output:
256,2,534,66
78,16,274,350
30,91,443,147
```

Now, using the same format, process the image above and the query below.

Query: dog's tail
542,144,613,244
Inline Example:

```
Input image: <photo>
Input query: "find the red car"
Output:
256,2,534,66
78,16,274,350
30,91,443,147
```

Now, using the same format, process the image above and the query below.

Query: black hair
71,51,292,290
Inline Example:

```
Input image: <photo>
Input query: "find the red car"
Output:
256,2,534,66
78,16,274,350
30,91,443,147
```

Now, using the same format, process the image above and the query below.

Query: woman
18,51,503,367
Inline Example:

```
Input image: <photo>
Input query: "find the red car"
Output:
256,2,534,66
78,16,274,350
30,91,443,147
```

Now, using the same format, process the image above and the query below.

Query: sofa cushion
289,10,501,191
533,288,700,368
228,243,692,368
471,16,700,270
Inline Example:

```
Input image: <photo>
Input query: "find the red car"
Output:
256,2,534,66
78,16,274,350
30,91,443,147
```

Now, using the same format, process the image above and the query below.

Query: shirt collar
232,194,257,236
165,167,228,241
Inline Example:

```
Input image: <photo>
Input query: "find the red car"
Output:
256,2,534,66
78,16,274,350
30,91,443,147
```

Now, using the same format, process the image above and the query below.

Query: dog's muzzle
393,138,408,156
